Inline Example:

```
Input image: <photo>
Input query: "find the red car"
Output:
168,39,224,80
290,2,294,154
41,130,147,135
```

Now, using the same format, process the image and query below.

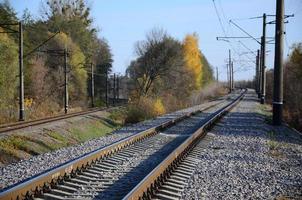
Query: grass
70,120,115,142
0,135,39,158
0,118,118,165
267,131,278,150
256,104,273,125
45,130,71,149
108,107,127,125
266,131,283,158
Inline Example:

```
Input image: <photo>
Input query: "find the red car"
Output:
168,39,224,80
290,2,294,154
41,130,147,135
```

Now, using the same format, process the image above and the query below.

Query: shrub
153,98,165,116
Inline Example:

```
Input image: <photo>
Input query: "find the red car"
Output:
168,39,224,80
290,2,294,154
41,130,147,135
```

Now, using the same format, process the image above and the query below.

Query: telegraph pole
90,63,94,108
256,50,260,94
226,64,229,90
231,61,234,90
105,68,108,107
113,73,116,106
258,39,263,98
216,67,219,82
260,14,267,104
228,49,232,93
116,75,120,102
273,0,284,125
18,21,25,121
64,48,68,114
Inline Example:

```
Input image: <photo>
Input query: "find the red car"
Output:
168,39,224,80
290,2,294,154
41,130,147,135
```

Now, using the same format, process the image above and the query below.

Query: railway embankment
181,90,302,199
0,109,120,166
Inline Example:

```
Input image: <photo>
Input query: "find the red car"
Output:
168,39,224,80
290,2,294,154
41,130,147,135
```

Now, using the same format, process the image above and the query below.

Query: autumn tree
127,28,184,97
266,43,302,131
0,0,113,122
0,28,18,123
200,54,214,86
183,34,203,90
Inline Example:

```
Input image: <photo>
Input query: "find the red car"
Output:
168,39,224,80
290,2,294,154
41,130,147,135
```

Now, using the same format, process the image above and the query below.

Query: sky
9,0,302,81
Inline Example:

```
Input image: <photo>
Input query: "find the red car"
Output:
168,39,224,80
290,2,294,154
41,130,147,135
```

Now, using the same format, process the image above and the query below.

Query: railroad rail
0,107,117,134
124,89,246,200
0,90,245,200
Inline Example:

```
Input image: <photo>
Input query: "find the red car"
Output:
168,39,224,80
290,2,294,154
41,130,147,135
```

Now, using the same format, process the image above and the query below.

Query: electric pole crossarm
229,20,261,44
216,36,253,39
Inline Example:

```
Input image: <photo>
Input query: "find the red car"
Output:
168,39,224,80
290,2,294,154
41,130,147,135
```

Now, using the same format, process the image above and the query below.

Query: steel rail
123,89,246,200
0,100,222,200
0,107,119,134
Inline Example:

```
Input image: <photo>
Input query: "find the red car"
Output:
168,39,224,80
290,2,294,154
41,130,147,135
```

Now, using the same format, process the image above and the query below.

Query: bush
124,96,165,124
124,105,148,124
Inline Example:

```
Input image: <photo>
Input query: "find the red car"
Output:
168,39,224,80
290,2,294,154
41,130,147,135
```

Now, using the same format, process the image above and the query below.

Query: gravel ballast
181,90,302,199
0,96,230,190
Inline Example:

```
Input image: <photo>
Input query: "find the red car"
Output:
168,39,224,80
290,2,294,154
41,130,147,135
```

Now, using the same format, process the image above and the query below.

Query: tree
93,38,113,101
0,28,18,122
266,43,302,131
183,34,203,90
0,0,18,23
200,54,214,87
127,28,183,97
46,32,87,106
44,0,97,59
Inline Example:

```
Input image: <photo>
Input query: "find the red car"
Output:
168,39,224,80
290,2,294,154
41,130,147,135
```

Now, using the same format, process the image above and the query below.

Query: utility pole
258,39,263,98
216,67,219,82
18,21,24,121
90,63,94,108
273,0,284,125
256,50,260,94
260,14,267,104
228,49,232,93
105,68,108,107
113,73,116,106
226,64,229,89
64,48,68,114
231,61,234,90
116,75,119,102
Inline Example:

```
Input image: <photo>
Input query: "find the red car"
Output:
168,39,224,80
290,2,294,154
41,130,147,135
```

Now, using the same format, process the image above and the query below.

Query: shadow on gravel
215,111,302,146
93,135,188,200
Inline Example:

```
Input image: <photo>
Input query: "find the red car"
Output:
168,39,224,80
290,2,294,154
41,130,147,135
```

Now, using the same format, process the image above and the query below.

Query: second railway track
0,90,246,200
0,107,115,134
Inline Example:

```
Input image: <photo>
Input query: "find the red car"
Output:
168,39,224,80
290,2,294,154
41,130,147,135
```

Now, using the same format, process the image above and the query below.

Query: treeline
124,28,216,122
0,0,112,123
266,43,302,131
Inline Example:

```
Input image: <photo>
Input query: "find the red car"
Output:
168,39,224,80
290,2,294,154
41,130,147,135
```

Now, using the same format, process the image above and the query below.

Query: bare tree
127,28,183,97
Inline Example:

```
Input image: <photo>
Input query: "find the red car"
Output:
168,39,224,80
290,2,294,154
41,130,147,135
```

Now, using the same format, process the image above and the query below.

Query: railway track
0,90,245,200
124,89,246,200
0,107,113,134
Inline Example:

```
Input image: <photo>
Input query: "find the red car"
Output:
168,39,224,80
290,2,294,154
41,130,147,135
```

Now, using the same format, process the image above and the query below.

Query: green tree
0,29,18,122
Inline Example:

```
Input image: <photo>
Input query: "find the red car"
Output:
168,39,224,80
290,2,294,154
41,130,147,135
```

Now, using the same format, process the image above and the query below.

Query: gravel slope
181,90,302,200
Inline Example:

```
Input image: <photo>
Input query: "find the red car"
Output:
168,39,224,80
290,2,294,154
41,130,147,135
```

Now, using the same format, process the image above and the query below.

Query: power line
212,0,227,37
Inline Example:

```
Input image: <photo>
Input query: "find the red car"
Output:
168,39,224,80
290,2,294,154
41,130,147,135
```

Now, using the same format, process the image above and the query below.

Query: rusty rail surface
123,89,246,200
0,107,119,134
0,101,209,200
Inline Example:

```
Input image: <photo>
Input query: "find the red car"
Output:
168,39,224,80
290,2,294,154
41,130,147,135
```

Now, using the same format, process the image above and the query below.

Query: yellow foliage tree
50,32,87,103
153,98,165,116
183,34,203,90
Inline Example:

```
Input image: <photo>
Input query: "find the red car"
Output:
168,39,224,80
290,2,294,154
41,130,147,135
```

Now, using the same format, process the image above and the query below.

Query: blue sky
10,0,302,81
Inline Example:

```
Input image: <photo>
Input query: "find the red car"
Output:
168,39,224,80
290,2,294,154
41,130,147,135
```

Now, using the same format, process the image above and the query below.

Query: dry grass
189,83,227,106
